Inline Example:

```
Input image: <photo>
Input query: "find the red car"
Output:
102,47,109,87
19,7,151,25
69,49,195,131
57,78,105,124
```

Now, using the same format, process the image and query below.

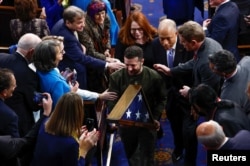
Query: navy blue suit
220,130,250,150
0,52,40,137
51,19,106,89
206,1,240,61
0,99,19,138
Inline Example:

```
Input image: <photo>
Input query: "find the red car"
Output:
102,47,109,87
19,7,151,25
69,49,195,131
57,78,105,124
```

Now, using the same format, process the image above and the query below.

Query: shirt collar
217,137,229,149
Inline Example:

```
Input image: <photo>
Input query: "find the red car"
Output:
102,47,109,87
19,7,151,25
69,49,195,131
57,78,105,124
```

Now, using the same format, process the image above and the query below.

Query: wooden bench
0,46,10,53
238,44,250,56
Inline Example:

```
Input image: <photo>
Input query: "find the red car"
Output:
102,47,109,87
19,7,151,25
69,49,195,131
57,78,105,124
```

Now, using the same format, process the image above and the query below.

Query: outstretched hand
99,89,118,101
153,64,171,76
107,61,126,71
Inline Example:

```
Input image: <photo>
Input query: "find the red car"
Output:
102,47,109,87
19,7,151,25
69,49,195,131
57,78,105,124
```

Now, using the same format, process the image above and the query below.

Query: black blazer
0,52,40,137
0,99,19,138
0,115,47,166
152,37,193,109
153,37,193,89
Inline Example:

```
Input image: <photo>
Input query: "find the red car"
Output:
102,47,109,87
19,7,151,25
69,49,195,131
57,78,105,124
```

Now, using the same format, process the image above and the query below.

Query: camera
86,118,95,131
33,92,47,104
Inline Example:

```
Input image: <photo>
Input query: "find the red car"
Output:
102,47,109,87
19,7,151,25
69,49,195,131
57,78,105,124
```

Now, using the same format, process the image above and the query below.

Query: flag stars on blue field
136,110,141,120
138,93,142,101
122,92,151,122
126,109,132,118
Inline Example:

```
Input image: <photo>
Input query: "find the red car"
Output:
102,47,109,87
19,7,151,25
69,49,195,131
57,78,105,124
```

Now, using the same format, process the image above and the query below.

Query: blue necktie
167,49,174,68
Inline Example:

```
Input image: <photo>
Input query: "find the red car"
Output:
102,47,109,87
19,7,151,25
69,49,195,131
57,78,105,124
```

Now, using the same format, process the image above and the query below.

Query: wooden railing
238,44,250,56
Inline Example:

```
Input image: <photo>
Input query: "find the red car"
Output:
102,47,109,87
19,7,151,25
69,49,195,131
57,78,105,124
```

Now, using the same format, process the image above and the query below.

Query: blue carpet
131,0,165,28
103,115,207,166
130,0,207,28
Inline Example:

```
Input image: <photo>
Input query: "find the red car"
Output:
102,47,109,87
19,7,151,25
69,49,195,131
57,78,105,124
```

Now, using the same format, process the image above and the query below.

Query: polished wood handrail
0,6,15,10
0,5,42,12
238,45,250,49
0,46,9,50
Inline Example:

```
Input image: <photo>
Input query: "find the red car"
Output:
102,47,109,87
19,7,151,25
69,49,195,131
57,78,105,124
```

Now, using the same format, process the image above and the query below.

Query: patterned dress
10,18,50,43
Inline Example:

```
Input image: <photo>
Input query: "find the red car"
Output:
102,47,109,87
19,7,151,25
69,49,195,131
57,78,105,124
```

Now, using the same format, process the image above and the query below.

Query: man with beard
107,45,167,166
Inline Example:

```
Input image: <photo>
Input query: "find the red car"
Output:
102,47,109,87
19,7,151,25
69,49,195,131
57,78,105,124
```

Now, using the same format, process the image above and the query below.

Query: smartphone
61,68,77,85
61,67,72,79
71,69,77,86
33,92,47,104
86,118,95,131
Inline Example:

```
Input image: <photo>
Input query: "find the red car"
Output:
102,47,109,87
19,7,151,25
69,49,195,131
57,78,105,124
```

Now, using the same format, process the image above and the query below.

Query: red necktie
193,53,197,60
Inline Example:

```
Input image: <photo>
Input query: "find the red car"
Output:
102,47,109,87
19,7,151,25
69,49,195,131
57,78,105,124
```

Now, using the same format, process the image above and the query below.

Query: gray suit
221,56,250,118
171,37,222,92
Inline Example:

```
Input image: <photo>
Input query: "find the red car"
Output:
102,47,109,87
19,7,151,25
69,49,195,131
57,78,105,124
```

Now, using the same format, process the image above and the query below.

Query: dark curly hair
14,0,38,22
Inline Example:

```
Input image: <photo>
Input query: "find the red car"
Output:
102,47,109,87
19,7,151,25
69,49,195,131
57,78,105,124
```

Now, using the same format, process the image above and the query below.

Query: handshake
61,67,77,85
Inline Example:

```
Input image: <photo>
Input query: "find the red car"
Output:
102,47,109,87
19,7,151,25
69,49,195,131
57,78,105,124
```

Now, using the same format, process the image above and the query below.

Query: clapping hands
79,127,99,158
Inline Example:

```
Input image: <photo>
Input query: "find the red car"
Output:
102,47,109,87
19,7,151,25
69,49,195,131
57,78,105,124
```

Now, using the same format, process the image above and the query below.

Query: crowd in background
1,0,250,166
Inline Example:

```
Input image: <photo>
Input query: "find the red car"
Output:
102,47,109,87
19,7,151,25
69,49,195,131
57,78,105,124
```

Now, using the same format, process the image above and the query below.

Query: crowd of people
1,0,250,166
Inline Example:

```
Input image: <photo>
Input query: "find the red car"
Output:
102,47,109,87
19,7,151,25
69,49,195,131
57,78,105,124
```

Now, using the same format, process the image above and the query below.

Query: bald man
197,120,250,150
0,33,42,137
152,19,195,165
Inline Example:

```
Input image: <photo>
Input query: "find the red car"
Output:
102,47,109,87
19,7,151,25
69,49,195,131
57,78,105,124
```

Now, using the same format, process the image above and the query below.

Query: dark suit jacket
0,99,19,138
51,19,106,89
171,38,222,93
220,62,250,118
220,130,250,150
0,115,47,166
210,100,250,137
0,52,40,137
152,37,193,110
206,1,240,60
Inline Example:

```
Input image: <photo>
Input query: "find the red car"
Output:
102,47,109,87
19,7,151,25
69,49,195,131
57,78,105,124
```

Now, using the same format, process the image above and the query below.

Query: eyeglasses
130,28,143,32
